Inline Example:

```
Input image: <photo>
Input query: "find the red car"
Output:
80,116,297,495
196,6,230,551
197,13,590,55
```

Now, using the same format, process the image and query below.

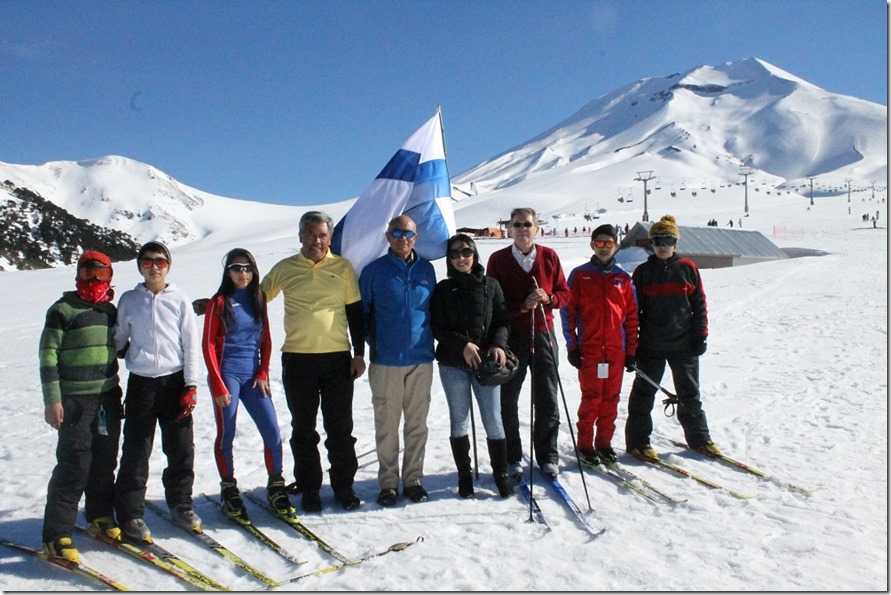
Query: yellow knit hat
649,214,680,239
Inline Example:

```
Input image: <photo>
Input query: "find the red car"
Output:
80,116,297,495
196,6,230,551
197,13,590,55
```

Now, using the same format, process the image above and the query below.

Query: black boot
487,438,514,498
267,474,294,518
450,436,474,498
220,477,248,521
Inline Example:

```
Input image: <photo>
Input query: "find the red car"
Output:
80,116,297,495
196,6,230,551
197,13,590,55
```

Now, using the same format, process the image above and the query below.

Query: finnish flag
331,110,456,276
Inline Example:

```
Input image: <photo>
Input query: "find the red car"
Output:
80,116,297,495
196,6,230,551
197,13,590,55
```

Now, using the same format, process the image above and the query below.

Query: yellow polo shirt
261,250,361,354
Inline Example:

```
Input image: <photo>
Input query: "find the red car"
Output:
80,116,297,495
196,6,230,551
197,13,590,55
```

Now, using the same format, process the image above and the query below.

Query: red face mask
76,278,114,304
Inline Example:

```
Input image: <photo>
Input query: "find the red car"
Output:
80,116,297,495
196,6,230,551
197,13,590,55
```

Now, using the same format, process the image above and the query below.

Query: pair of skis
657,437,815,495
199,493,306,566
514,469,605,537
1,538,131,591
76,522,228,591
581,457,687,504
238,491,422,587
628,450,756,500
203,490,421,587
628,367,814,496
623,438,815,499
6,494,422,592
146,500,287,588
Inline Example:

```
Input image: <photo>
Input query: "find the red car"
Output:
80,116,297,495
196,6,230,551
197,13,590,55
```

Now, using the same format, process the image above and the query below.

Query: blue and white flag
331,110,456,276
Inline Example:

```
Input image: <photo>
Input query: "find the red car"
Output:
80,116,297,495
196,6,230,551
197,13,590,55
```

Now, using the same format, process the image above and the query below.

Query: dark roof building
620,222,788,269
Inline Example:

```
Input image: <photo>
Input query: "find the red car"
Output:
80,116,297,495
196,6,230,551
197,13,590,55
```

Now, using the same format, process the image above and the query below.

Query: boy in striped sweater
39,250,123,564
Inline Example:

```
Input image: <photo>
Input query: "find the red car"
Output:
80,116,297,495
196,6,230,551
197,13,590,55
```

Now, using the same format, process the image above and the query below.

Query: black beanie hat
591,224,618,241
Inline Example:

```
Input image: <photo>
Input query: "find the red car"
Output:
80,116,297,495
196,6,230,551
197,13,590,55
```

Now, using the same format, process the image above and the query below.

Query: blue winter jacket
359,251,436,366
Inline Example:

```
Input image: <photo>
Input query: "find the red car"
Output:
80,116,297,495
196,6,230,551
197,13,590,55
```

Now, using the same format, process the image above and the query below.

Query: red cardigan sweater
486,244,571,336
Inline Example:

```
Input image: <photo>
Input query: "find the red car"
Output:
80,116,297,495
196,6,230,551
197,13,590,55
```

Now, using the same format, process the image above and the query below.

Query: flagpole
437,104,454,201
437,104,448,161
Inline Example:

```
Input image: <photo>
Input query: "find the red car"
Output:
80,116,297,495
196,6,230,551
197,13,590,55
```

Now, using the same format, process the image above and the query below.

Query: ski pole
532,278,592,511
526,303,536,524
631,364,680,416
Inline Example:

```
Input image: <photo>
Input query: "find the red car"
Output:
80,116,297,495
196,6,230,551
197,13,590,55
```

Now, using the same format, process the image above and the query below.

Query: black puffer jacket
431,265,509,370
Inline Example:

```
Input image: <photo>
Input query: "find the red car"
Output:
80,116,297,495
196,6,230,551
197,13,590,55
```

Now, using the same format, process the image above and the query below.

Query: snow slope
0,182,886,590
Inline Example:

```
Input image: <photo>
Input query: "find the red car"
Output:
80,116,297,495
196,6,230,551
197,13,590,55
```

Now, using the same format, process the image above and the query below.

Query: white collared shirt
511,243,537,273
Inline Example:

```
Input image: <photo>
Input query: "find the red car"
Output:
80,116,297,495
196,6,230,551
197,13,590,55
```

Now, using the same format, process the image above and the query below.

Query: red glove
176,386,198,421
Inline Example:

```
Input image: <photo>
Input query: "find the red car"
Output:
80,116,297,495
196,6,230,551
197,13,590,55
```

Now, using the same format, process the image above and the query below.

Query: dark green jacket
39,291,120,405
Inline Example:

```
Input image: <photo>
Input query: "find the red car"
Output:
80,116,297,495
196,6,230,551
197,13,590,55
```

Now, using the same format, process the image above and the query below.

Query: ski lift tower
635,170,655,222
807,175,817,206
739,166,753,214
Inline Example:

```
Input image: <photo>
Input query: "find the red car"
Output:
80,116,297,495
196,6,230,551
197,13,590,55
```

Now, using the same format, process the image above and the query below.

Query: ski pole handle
632,365,679,417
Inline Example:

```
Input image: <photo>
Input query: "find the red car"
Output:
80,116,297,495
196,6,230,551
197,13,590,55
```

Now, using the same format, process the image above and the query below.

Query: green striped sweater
39,291,120,405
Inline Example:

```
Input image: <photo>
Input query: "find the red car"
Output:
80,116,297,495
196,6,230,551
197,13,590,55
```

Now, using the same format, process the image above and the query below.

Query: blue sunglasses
389,229,416,239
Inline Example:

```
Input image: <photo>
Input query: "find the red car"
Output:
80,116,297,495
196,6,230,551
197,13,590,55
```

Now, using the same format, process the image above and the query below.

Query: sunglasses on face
449,247,475,259
512,221,534,228
140,257,169,269
389,229,416,239
78,265,112,282
650,235,678,248
593,239,616,248
227,263,254,274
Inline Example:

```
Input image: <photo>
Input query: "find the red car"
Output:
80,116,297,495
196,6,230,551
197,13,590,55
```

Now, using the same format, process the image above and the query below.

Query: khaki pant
368,363,433,491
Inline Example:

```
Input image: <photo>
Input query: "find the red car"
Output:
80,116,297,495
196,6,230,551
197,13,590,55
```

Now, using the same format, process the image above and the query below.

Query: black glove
624,355,637,373
691,336,707,356
567,349,581,369
192,298,210,316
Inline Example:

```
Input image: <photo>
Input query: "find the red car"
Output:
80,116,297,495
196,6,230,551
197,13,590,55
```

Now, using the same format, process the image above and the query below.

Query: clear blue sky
2,0,887,206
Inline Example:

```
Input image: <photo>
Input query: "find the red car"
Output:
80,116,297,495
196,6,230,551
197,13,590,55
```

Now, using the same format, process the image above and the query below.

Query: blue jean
439,364,505,439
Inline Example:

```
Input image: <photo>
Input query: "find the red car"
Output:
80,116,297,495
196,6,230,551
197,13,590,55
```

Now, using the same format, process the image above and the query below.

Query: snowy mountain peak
0,58,886,272
0,155,208,245
676,57,815,95
0,152,312,269
453,57,886,203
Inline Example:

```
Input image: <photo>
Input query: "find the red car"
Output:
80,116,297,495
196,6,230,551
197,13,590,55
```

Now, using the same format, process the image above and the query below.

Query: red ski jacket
561,258,638,356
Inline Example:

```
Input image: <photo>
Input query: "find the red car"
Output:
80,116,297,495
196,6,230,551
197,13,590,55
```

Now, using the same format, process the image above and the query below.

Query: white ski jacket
114,282,202,386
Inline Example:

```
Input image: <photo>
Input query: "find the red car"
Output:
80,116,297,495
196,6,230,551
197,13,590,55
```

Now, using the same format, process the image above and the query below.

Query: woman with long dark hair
430,234,513,499
202,248,290,521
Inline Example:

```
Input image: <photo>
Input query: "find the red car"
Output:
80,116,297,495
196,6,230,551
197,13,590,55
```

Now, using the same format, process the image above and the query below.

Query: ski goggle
389,229,416,239
140,257,169,269
78,263,112,282
593,239,616,248
227,263,254,273
650,235,678,248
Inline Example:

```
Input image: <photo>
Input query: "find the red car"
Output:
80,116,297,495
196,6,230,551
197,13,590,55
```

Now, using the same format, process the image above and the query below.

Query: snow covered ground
0,190,886,591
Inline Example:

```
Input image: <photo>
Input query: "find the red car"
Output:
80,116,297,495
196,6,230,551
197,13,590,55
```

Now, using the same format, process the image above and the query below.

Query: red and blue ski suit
561,257,638,450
